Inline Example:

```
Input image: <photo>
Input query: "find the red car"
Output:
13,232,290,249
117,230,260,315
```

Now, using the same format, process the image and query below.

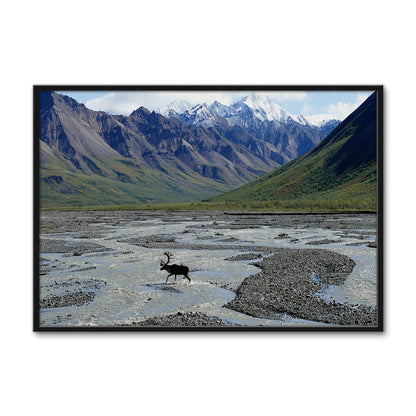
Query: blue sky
59,90,373,120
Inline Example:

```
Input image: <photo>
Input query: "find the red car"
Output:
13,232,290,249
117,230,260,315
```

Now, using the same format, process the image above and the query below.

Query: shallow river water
39,212,378,327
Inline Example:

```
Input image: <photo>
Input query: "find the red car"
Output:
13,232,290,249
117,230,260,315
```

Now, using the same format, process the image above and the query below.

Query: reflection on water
39,216,377,327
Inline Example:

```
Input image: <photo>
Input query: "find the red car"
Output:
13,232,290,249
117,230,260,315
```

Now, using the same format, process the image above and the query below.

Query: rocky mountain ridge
158,93,340,128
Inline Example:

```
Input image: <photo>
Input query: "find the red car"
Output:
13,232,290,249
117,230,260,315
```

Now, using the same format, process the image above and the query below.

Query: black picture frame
34,85,383,332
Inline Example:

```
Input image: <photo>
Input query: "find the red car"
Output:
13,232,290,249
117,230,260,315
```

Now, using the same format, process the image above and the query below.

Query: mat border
33,85,383,332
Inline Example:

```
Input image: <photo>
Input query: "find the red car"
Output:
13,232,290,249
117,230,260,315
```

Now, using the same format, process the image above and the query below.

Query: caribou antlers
160,252,191,283
160,252,173,267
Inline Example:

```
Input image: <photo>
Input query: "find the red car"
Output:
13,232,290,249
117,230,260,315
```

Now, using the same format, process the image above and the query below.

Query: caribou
160,252,191,283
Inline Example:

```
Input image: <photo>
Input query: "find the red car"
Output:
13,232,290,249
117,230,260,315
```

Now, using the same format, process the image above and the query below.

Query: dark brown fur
160,252,191,283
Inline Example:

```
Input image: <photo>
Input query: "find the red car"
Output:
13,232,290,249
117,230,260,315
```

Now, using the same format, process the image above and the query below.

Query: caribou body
160,252,191,283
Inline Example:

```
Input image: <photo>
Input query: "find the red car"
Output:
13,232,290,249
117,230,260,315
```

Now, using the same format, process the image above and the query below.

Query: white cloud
84,90,309,115
267,91,308,101
85,91,238,115
325,93,370,120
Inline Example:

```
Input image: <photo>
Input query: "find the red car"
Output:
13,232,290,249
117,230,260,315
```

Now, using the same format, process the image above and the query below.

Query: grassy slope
40,148,230,208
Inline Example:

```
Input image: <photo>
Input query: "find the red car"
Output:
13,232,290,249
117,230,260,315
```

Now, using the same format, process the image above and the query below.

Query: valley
39,91,339,208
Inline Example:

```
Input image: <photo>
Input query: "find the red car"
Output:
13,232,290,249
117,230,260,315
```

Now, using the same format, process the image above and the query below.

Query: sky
58,89,374,120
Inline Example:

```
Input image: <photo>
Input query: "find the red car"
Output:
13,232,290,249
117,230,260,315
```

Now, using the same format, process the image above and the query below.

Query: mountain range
209,92,377,210
159,94,339,131
39,92,339,207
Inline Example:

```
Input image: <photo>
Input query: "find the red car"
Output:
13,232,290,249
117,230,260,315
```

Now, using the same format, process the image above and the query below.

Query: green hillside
209,92,378,211
40,146,230,209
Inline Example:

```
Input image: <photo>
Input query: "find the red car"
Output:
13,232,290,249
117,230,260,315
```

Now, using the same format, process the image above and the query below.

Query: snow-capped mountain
158,94,340,130
208,100,230,117
230,94,296,123
158,100,193,118
225,94,341,128
179,103,227,128
303,114,340,127
155,94,341,163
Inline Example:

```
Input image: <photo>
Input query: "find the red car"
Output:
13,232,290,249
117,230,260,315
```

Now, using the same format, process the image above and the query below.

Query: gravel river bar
38,210,379,328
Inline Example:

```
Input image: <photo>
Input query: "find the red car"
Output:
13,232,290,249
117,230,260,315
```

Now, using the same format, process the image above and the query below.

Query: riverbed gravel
226,248,378,326
125,312,239,327
38,210,379,328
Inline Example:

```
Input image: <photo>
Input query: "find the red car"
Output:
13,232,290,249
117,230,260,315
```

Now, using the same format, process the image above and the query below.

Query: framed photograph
34,85,383,331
